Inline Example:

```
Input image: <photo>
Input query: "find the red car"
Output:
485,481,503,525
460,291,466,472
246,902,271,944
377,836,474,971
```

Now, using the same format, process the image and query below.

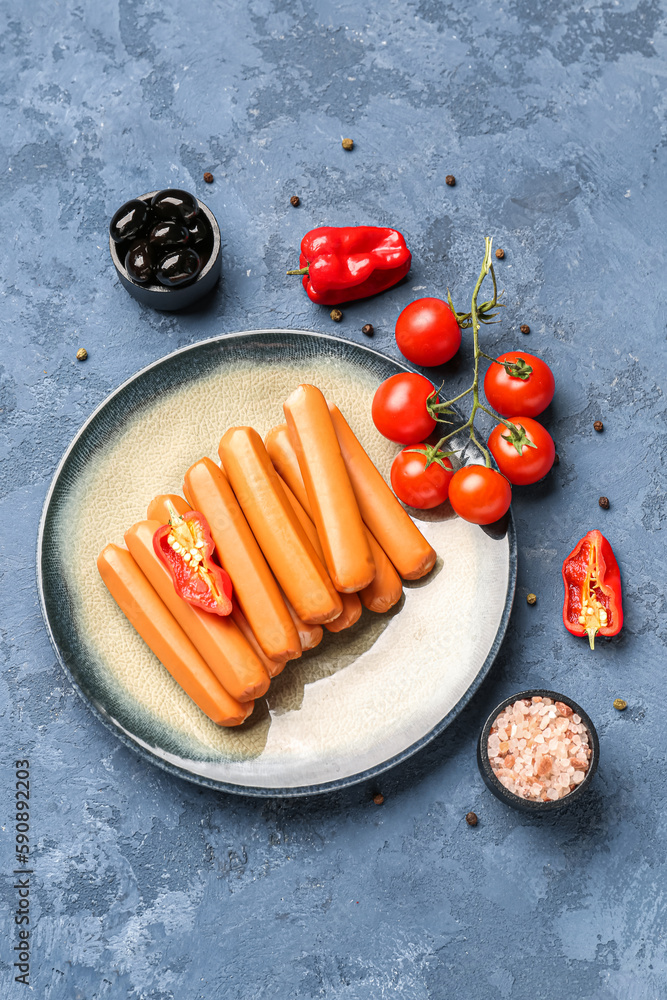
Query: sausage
97,543,253,726
219,426,343,624
283,385,375,593
328,404,437,580
359,529,403,613
147,493,191,522
282,591,324,651
230,604,287,679
278,476,362,633
269,434,400,617
124,520,270,702
265,425,310,511
183,457,302,663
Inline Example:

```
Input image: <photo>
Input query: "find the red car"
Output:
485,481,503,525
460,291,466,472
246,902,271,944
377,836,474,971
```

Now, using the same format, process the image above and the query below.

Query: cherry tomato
488,417,555,486
395,297,462,367
483,352,555,417
391,447,454,509
372,373,438,445
449,465,512,524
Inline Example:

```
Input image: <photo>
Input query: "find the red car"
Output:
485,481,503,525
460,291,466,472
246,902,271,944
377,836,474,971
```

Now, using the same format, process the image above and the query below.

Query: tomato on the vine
488,417,555,485
391,446,454,509
483,352,555,417
372,372,439,445
448,465,512,524
395,297,462,367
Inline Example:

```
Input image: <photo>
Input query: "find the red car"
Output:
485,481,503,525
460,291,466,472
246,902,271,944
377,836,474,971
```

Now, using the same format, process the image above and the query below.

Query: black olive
125,240,154,284
149,221,190,250
155,248,201,287
110,199,150,243
150,189,199,224
187,216,211,246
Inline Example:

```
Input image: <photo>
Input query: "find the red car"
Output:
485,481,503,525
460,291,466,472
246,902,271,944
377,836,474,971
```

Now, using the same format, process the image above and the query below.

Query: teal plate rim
37,329,517,798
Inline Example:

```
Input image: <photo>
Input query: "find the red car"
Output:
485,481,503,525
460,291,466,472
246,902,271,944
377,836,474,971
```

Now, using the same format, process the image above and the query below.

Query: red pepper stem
286,265,310,276
586,627,597,651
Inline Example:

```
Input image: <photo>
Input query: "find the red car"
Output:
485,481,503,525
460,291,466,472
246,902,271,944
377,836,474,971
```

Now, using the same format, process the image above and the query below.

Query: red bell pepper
153,503,233,616
562,530,623,649
287,226,412,305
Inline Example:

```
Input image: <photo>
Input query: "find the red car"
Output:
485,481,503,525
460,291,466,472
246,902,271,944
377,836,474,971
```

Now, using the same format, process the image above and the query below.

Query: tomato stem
431,238,513,468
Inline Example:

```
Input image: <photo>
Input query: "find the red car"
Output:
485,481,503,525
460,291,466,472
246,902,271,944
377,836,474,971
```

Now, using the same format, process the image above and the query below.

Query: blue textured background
1,1,666,996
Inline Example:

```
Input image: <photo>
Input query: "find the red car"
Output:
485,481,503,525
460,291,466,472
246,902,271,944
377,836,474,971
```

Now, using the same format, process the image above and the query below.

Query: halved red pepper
562,530,623,649
287,226,412,305
153,503,233,616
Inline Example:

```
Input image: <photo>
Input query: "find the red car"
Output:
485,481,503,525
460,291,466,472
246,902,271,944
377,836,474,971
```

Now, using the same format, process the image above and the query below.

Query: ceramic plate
38,331,516,796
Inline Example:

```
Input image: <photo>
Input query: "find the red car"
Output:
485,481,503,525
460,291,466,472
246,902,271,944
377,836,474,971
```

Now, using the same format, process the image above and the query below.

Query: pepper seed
290,195,300,207
330,308,343,322
373,793,384,806
76,348,88,361
445,174,456,187
613,698,628,711
599,496,610,509
495,248,505,259
342,137,354,151
362,323,374,336
520,323,530,334
203,172,214,183
526,593,537,606
594,420,604,432
465,812,478,827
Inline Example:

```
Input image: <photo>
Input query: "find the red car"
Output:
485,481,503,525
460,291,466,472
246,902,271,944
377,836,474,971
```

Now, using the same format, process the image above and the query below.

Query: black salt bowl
109,191,221,311
477,689,599,813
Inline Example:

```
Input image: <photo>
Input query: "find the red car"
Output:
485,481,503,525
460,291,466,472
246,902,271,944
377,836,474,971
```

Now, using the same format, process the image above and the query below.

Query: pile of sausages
97,385,437,726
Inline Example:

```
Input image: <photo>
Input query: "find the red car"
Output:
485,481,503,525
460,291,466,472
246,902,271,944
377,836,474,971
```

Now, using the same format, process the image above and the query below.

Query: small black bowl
109,191,221,311
477,689,599,812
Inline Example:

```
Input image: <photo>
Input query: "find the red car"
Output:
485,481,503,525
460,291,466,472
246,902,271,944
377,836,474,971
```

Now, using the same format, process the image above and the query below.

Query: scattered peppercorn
76,348,88,361
520,323,530,334
290,195,300,207
599,496,610,509
553,454,560,465
342,138,354,151
594,420,604,432
526,593,537,606
203,172,214,184
613,698,628,711
445,174,456,186
362,323,374,336
330,308,343,322
465,811,478,827
495,248,505,259
373,793,384,806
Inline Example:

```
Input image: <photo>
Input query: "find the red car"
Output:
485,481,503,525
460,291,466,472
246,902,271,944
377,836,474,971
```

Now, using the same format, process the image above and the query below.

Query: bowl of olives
109,189,221,310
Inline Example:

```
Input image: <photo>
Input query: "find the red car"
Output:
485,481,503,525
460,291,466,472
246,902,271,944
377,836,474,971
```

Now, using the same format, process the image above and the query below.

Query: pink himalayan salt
488,697,591,802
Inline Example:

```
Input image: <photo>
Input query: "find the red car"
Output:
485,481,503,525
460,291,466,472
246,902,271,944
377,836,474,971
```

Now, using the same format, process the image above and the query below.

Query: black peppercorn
594,420,604,432
342,138,354,151
330,308,343,322
465,812,478,827
495,248,505,259
290,195,300,207
203,172,214,183
373,793,384,805
362,323,374,336
445,174,456,186
599,496,610,509
526,593,537,606
520,323,530,334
